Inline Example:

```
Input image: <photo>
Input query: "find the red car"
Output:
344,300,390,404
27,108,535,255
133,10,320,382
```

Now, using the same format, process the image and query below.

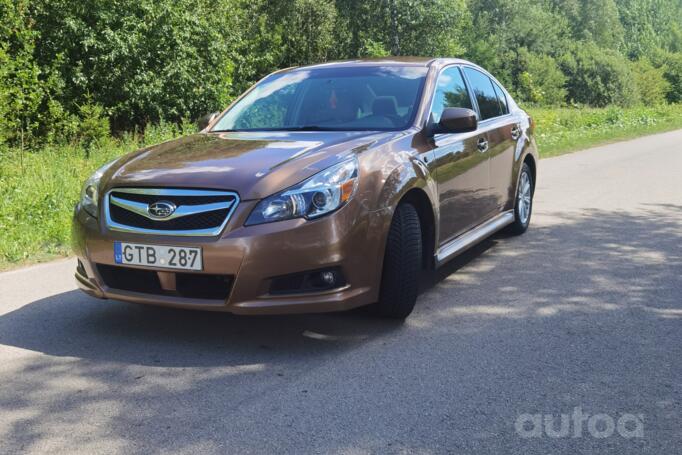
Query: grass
2,105,682,270
0,122,191,270
527,104,682,158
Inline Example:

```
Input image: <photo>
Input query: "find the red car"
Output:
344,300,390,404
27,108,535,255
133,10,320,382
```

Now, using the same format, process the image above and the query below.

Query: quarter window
463,67,503,120
492,81,509,115
430,66,472,124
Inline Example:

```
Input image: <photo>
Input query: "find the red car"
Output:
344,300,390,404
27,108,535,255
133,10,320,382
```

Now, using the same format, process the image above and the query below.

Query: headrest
372,96,399,117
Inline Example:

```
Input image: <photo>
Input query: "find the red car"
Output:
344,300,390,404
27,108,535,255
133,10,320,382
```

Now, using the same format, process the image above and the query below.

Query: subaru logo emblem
148,201,177,219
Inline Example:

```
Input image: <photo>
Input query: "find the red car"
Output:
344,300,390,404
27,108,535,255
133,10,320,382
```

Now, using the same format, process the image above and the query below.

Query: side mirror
197,112,220,131
434,107,478,134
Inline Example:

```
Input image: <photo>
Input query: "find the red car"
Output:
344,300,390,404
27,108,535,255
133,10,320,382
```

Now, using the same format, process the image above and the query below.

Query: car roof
287,57,474,71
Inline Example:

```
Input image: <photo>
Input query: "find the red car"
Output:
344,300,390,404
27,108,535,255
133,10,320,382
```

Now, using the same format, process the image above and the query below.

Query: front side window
211,66,428,132
463,67,503,120
429,66,473,124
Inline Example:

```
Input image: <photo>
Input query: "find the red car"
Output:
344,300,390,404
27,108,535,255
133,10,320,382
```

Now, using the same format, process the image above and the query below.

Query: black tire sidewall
374,203,422,319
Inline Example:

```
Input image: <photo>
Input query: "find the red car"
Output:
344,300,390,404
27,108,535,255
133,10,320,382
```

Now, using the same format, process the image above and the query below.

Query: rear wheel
506,162,533,235
372,203,422,319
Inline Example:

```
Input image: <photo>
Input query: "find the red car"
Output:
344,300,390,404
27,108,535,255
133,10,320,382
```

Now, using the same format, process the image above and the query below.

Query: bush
359,39,390,58
660,52,682,103
516,50,566,105
630,59,670,106
77,103,110,155
30,0,240,131
0,0,46,145
559,43,639,107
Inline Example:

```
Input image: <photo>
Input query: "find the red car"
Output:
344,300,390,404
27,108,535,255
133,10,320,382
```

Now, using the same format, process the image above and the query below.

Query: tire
372,203,422,319
506,162,534,235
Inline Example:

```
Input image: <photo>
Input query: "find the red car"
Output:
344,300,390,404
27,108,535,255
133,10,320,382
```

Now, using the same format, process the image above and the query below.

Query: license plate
114,242,202,271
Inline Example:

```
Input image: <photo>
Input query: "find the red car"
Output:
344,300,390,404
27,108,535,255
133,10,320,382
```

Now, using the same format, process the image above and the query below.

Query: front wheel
372,203,422,319
506,162,534,235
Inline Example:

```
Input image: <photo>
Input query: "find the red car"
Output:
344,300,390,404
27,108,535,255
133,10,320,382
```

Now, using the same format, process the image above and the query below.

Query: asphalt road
1,131,681,454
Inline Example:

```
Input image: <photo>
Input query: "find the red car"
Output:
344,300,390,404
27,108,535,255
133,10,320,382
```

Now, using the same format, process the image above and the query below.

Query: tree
551,0,624,50
516,49,567,105
631,59,670,105
335,0,471,59
0,0,46,144
616,0,682,58
273,0,338,67
466,0,571,91
559,43,638,107
29,0,241,131
654,51,682,104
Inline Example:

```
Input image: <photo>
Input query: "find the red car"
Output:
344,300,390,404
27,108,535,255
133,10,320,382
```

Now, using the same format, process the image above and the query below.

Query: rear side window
430,66,472,124
492,82,509,115
463,67,503,120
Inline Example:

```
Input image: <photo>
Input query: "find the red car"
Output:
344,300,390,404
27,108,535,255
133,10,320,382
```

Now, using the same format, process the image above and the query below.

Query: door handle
477,137,488,153
511,125,521,140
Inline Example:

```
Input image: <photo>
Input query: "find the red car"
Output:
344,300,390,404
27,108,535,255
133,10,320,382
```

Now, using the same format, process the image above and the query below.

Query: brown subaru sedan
73,58,538,318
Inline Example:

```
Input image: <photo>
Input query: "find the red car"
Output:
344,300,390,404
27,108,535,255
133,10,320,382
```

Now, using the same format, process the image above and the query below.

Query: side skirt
435,210,514,267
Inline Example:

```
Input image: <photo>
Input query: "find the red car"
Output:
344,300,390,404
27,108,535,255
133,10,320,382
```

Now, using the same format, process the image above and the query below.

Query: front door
462,67,518,211
429,66,492,245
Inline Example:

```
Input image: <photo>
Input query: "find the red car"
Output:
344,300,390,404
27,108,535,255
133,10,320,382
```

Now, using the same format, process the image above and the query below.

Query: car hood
104,131,388,200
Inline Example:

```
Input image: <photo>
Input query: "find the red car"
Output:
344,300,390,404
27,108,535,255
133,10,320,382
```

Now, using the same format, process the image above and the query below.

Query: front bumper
72,199,388,315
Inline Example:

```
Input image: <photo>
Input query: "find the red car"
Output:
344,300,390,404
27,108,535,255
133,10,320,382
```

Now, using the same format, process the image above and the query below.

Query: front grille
97,264,233,300
104,188,239,236
110,205,230,231
110,192,228,206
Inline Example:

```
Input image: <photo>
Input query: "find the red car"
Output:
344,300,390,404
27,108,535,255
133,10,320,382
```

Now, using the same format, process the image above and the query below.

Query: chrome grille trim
109,196,234,221
104,188,240,236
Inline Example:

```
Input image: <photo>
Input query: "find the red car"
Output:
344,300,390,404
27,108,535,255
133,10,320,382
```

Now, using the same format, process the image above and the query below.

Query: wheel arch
396,188,437,271
523,153,537,192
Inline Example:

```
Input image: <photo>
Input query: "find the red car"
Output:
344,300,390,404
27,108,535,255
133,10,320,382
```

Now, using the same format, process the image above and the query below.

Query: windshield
211,66,428,132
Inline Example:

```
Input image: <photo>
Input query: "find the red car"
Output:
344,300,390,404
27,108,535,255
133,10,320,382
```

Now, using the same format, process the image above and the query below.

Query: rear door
429,66,491,244
462,67,518,212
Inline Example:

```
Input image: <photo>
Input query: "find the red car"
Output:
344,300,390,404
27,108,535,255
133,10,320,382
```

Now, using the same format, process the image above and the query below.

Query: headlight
246,157,359,226
80,160,117,218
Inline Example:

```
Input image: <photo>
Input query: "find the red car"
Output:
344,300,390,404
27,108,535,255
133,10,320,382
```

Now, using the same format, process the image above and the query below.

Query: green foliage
516,50,567,105
0,0,681,145
656,52,682,104
552,0,624,50
77,103,110,155
29,0,240,131
389,0,471,57
630,59,671,106
617,0,682,58
334,0,470,58
465,0,571,94
528,104,682,157
280,0,338,66
559,43,639,107
0,124,192,266
0,0,47,144
359,40,390,58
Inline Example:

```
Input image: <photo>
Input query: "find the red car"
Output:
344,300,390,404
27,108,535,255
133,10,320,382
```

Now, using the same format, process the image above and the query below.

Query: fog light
269,267,346,295
320,271,336,286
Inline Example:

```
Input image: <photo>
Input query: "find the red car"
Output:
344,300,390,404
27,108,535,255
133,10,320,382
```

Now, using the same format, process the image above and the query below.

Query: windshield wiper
273,126,343,131
210,126,344,132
